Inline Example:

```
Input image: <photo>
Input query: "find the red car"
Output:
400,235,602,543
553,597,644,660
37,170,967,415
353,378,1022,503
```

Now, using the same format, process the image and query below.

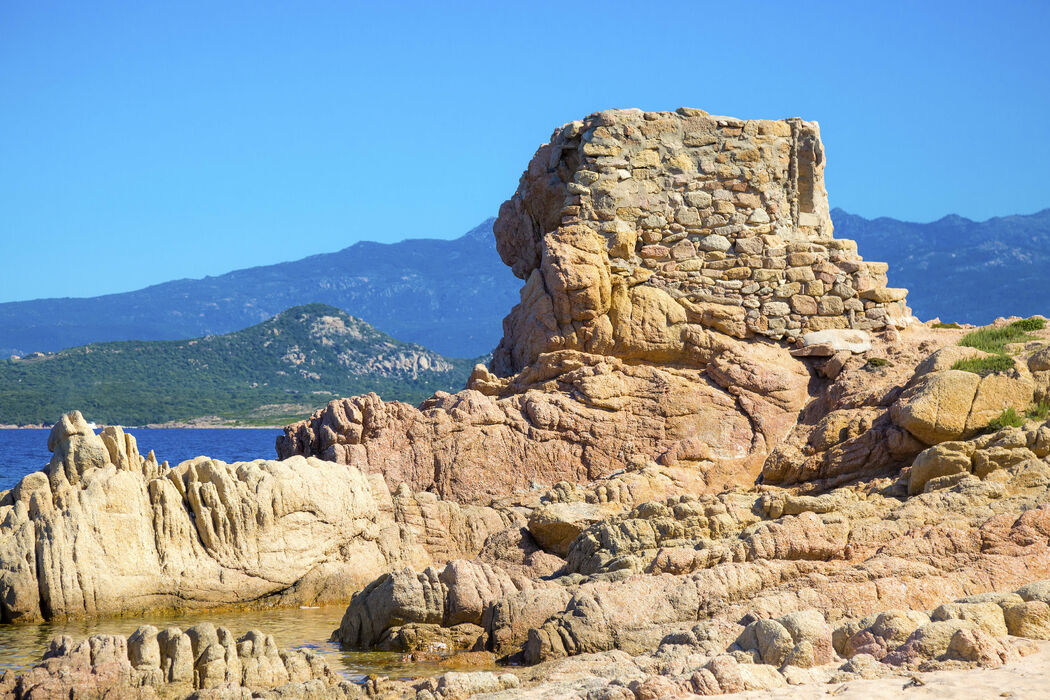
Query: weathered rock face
892,369,1034,445
0,411,522,622
278,108,911,502
277,343,809,500
326,415,1050,696
333,560,545,652
0,624,360,699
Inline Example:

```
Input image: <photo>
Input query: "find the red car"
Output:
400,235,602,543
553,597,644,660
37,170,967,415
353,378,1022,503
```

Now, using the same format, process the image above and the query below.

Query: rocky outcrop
333,560,546,653
0,411,522,622
325,413,1050,696
278,108,914,502
519,437,1050,664
278,356,767,501
892,369,1033,445
495,583,1048,698
0,624,360,699
277,344,809,501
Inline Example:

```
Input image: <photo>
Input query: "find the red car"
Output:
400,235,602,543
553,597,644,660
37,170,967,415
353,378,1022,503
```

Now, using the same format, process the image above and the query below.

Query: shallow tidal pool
0,605,463,681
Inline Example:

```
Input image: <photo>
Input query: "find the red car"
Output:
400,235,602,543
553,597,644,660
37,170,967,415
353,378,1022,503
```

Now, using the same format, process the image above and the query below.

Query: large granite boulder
891,369,1034,445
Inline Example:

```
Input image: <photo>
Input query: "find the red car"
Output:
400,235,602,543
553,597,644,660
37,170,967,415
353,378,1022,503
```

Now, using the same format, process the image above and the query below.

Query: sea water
0,428,464,679
0,427,281,491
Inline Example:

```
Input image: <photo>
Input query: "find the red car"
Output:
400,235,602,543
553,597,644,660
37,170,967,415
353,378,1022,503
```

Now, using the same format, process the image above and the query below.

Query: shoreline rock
0,624,360,699
0,411,531,622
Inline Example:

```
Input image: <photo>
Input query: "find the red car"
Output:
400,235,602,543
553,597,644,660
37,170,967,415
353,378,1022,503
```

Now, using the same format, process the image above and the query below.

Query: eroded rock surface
325,375,1050,696
0,624,359,699
277,348,805,500
0,411,523,622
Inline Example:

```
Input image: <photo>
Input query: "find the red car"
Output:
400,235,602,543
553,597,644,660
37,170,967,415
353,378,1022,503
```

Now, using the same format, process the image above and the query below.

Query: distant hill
0,219,515,359
834,208,1050,324
3,210,1049,362
0,304,475,426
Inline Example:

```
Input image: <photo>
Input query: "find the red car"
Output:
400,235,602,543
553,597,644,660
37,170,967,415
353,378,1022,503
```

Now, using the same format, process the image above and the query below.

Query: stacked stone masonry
495,107,910,352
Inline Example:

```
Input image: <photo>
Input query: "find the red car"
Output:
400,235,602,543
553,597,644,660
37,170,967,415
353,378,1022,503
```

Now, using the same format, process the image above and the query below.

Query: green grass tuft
1028,400,1050,422
951,355,1015,376
932,322,963,329
958,320,1042,354
959,327,1028,354
865,357,891,369
1011,317,1046,332
954,317,1044,378
988,408,1026,431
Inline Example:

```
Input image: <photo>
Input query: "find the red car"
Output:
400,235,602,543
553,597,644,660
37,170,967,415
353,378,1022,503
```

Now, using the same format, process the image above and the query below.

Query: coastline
0,419,287,430
0,423,284,429
141,422,285,429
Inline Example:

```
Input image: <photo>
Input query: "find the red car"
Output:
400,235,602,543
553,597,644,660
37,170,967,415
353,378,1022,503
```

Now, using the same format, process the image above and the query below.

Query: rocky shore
4,107,1050,698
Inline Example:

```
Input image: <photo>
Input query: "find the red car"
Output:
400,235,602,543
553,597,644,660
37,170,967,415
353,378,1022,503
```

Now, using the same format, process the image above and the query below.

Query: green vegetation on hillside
0,304,476,426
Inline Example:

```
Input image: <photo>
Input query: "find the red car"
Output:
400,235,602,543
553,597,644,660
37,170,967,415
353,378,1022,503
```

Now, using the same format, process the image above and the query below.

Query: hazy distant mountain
0,219,516,359
0,304,474,426
833,208,1050,324
3,210,1049,361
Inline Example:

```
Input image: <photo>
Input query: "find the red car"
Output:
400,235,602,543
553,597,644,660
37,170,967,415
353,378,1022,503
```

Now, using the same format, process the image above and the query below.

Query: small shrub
932,322,963,329
959,325,1035,354
1028,400,1050,421
988,408,1025,431
1011,317,1046,332
866,357,890,369
951,355,1015,376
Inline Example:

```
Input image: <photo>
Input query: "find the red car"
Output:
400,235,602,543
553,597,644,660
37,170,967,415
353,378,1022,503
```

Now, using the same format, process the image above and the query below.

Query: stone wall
492,107,909,374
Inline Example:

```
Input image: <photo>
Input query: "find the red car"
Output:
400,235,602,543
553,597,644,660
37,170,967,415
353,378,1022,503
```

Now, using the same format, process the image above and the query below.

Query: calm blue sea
0,428,282,491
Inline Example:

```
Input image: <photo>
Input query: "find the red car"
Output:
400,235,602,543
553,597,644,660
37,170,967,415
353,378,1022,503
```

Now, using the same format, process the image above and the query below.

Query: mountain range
831,208,1050,324
2,209,1049,362
0,220,516,360
0,304,474,426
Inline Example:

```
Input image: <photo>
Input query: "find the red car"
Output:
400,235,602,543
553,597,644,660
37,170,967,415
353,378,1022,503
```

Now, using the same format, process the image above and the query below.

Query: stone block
699,234,732,252
734,237,763,255
684,190,713,208
640,245,670,259
860,287,908,303
725,267,751,280
787,252,816,267
762,301,791,317
790,295,818,315
671,240,697,260
817,296,844,316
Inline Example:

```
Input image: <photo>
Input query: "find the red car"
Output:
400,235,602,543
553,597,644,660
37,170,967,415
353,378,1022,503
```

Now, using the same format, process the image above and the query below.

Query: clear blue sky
2,1,1048,303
